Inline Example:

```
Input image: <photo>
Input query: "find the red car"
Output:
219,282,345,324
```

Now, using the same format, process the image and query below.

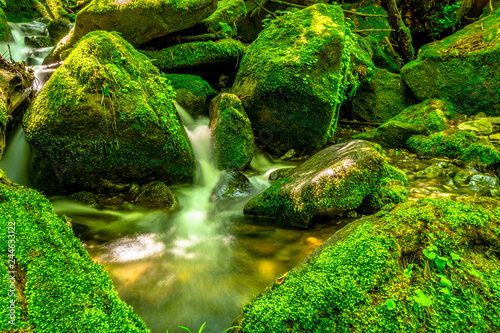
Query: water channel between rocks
1,20,496,333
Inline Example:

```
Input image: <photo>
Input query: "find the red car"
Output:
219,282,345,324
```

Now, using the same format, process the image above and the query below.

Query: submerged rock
244,140,407,227
24,31,196,193
210,170,254,201
231,4,373,154
209,93,255,170
344,69,416,123
402,8,500,115
230,196,500,332
0,179,149,331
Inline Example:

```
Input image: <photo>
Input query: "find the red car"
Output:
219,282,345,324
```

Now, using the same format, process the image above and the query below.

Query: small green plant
166,322,240,333
430,1,462,35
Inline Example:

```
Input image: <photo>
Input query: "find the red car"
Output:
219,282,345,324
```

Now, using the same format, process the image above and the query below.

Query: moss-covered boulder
68,0,217,47
401,8,500,115
210,170,254,201
47,17,71,43
231,4,373,155
344,69,417,122
141,38,245,73
408,129,500,167
230,196,500,332
209,93,255,170
200,0,247,38
134,181,179,211
23,31,196,193
0,178,149,332
163,74,217,119
0,9,10,42
354,99,455,147
244,140,407,227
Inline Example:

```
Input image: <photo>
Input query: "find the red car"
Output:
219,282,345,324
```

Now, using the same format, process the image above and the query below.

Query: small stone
279,149,296,160
474,112,487,120
469,174,499,189
416,163,444,179
489,133,500,140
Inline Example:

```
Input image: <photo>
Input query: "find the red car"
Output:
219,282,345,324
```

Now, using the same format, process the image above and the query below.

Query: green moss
211,93,254,170
163,73,216,97
4,0,38,22
23,31,195,191
0,182,149,331
202,0,246,38
89,0,211,13
407,129,477,159
235,196,500,332
462,143,500,167
0,8,10,42
141,39,245,71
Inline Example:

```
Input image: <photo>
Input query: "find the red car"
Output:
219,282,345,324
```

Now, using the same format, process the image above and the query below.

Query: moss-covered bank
0,175,149,332
231,196,500,332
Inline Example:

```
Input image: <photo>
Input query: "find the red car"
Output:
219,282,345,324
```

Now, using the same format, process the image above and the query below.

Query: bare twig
384,36,402,70
7,44,13,62
250,0,277,18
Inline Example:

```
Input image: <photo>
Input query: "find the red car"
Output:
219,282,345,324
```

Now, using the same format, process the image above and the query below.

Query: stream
0,21,496,333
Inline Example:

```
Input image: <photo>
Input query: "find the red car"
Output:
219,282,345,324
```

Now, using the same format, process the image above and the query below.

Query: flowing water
0,21,491,333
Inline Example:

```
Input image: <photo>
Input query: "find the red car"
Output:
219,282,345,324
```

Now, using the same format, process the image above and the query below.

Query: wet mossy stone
68,0,217,47
230,196,500,332
0,9,10,42
401,8,500,116
47,17,71,43
141,38,245,72
243,140,407,227
0,181,149,332
209,93,255,171
200,0,247,38
163,74,217,119
210,170,254,201
354,99,455,148
344,69,417,123
134,181,179,211
231,3,374,155
23,31,196,193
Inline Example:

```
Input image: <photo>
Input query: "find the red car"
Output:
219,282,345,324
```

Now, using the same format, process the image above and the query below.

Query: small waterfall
0,125,30,185
0,21,54,183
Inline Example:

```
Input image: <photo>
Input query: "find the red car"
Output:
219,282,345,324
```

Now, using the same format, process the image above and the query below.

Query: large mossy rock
344,69,417,123
401,8,500,116
354,99,455,147
231,4,373,155
244,140,407,227
141,39,245,73
209,93,255,170
23,31,196,193
200,0,247,38
163,74,217,118
0,177,149,332
230,196,500,332
68,0,217,47
0,8,10,42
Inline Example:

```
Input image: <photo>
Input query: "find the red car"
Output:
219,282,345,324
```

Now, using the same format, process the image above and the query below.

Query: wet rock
359,179,408,214
211,170,254,201
344,69,417,123
164,74,217,119
98,196,125,210
279,149,296,160
18,21,47,35
416,163,445,179
490,133,500,140
475,186,493,197
232,4,373,155
468,174,499,189
475,112,487,120
68,191,100,209
268,168,294,181
47,18,71,43
230,196,500,332
458,118,493,135
135,181,179,211
210,93,255,170
199,0,247,38
453,169,472,187
24,31,195,194
401,8,500,116
244,140,407,227
24,35,53,48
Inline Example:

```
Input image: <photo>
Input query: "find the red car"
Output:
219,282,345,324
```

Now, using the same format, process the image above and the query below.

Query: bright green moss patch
163,73,216,97
141,39,245,71
23,31,195,192
232,196,500,332
0,181,149,332
407,129,477,159
202,0,246,38
462,143,500,167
